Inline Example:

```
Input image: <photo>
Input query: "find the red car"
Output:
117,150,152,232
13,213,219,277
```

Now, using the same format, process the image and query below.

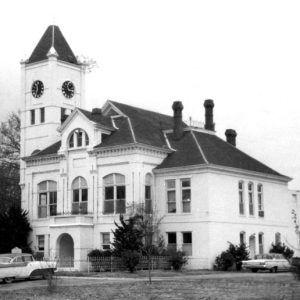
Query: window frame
182,232,192,256
166,179,176,213
37,180,57,218
30,109,35,125
258,232,264,254
257,184,264,217
71,177,88,215
37,235,45,252
103,173,126,215
275,232,281,245
167,232,177,251
239,181,245,215
239,231,246,245
68,129,89,149
40,107,45,123
181,178,191,213
145,173,153,214
101,233,110,250
248,182,254,216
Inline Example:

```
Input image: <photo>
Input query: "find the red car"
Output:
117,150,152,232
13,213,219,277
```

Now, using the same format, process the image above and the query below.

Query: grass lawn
1,274,300,299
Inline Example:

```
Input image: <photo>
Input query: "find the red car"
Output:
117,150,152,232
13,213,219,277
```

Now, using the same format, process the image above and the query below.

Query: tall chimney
204,99,215,131
225,129,237,146
91,108,102,116
172,101,184,140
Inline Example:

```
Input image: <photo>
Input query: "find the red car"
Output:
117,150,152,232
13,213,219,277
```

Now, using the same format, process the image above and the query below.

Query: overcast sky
1,0,300,189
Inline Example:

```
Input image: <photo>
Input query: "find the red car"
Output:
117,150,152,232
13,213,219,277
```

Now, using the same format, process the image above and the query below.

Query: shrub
269,242,294,260
87,249,112,272
121,250,141,273
215,251,235,271
291,257,300,280
167,250,188,271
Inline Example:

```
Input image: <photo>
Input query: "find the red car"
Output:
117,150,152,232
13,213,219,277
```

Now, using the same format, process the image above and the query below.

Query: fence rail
87,256,171,273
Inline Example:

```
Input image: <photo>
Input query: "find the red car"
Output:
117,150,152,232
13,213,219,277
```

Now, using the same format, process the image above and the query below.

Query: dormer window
68,129,89,148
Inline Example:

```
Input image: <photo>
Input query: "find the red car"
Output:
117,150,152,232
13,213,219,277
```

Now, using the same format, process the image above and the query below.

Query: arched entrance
249,235,256,259
57,233,74,267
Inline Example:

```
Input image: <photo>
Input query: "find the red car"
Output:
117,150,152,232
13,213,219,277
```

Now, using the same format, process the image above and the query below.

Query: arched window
68,129,89,148
72,177,88,214
145,173,153,214
258,232,264,254
248,182,254,216
238,181,244,215
239,231,246,245
275,232,281,245
257,184,264,217
103,174,126,214
38,180,57,218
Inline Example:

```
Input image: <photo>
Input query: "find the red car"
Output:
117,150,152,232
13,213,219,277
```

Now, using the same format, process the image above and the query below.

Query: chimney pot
204,99,215,131
172,101,184,140
91,108,102,116
225,129,237,146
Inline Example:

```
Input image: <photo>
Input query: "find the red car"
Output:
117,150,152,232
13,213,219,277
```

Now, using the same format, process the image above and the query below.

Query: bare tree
0,112,20,210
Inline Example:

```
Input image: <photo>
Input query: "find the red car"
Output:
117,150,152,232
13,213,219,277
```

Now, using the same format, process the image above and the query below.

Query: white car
242,253,291,273
0,253,56,283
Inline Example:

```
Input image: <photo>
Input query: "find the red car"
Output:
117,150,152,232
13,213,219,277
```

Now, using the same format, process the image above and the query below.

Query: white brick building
20,25,300,270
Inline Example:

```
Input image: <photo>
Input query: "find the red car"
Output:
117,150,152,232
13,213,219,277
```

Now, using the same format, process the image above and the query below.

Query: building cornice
154,163,291,184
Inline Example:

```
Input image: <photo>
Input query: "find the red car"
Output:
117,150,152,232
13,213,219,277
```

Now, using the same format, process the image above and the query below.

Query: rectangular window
239,232,245,245
61,107,66,123
116,185,126,214
182,232,192,256
239,181,244,215
248,183,254,216
257,184,264,217
181,179,191,213
30,109,35,125
77,131,83,147
102,233,110,250
104,186,114,214
40,108,45,123
166,180,176,213
167,232,177,251
49,191,57,216
38,193,47,218
258,233,264,254
37,235,45,252
145,185,152,214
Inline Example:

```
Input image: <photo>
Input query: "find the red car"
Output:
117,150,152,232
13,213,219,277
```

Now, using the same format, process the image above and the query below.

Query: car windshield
0,257,12,264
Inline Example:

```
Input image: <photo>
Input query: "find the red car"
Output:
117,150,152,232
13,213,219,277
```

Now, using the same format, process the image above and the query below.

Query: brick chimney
204,99,215,131
91,108,102,116
225,129,237,146
172,101,184,140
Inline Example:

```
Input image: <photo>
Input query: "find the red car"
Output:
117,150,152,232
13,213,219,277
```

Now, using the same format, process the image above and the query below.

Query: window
275,232,281,245
40,107,45,123
101,233,110,250
68,129,89,148
145,173,152,214
257,184,264,217
166,180,176,213
167,232,177,251
239,181,244,215
182,232,192,256
258,232,264,254
181,179,191,213
37,235,45,252
103,174,126,214
239,231,246,245
248,182,254,216
30,109,35,125
38,181,57,218
72,177,88,214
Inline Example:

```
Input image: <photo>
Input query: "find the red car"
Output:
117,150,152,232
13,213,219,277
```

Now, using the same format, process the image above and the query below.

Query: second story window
166,179,176,213
68,129,89,148
239,181,244,215
30,109,35,125
145,173,153,214
248,182,254,216
40,108,45,123
257,184,264,217
72,176,88,214
103,173,126,214
38,180,57,218
181,179,191,213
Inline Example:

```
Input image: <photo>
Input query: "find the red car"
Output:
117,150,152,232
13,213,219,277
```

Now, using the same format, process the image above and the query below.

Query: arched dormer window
68,129,89,148
71,176,88,214
145,173,153,214
103,173,126,215
38,180,57,218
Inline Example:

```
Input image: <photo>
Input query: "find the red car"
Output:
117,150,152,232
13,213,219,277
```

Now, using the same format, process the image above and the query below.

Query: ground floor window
258,232,264,254
167,232,177,251
101,233,110,250
239,231,246,245
182,232,192,256
37,235,45,255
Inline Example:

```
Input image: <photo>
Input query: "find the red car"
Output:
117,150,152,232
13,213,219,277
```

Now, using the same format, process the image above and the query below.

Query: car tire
3,277,13,284
270,267,277,273
251,269,258,273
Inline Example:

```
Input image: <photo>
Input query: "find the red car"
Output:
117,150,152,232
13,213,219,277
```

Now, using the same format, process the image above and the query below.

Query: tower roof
27,25,79,65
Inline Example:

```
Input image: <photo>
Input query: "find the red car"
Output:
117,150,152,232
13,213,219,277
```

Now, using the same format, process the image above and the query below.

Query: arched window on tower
72,176,88,214
68,129,89,148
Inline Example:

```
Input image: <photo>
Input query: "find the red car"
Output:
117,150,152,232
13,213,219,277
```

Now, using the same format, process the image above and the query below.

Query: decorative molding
24,155,60,167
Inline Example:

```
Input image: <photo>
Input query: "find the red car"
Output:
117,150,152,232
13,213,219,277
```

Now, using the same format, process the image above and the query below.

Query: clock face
62,81,75,98
31,80,44,98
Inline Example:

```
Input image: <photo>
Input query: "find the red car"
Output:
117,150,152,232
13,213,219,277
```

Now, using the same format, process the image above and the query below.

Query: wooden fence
87,256,171,273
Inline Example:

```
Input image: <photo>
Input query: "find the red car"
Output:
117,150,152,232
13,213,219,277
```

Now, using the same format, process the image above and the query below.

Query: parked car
242,253,291,273
0,253,56,283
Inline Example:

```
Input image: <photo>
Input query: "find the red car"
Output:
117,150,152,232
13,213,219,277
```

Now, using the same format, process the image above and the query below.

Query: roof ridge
191,130,208,164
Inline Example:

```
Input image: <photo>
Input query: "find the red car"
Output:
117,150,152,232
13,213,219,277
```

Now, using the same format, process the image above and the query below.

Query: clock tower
20,25,86,185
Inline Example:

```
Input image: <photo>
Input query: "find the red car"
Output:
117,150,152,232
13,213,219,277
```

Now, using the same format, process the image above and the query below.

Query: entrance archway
249,235,256,259
57,233,74,267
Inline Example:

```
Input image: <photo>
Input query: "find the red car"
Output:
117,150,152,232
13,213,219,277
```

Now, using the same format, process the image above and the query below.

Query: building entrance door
249,235,256,259
57,233,74,267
